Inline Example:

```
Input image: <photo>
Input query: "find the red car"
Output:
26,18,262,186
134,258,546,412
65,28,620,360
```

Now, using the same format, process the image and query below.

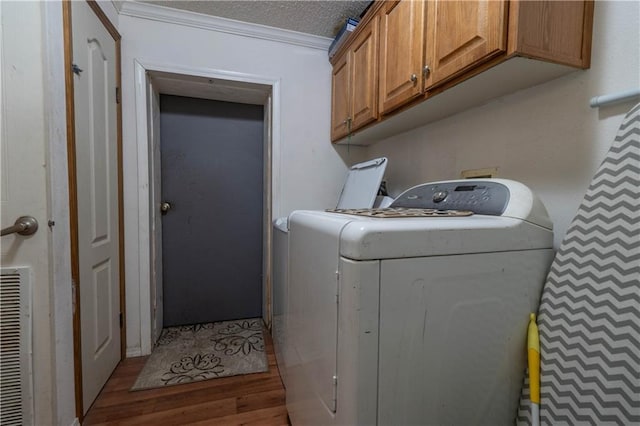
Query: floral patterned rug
130,318,268,391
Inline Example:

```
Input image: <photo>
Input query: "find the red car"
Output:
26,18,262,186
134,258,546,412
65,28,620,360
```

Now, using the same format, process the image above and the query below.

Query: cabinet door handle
423,65,431,78
410,74,418,83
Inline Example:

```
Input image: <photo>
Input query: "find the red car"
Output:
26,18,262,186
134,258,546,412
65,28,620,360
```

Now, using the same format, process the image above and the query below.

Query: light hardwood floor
83,328,289,425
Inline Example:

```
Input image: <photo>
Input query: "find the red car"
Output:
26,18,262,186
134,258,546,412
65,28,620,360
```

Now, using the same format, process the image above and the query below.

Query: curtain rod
590,88,640,108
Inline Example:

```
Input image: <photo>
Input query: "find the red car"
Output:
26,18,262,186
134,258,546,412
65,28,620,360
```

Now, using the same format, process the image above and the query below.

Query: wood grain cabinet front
330,16,379,140
379,0,426,115
425,0,507,89
350,17,379,132
331,53,351,141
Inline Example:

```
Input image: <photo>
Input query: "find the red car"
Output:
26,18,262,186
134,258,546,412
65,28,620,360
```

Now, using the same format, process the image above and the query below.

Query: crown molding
118,1,333,51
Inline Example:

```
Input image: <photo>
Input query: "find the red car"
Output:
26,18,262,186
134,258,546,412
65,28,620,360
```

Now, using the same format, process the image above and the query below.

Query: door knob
1,216,38,237
160,202,172,215
410,73,418,83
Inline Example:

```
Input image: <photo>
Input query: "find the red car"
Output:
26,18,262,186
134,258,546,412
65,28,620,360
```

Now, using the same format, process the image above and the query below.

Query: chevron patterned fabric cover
516,103,640,425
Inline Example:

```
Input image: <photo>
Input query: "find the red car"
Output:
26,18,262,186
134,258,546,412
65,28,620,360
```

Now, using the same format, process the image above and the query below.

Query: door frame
62,0,126,420
133,59,280,355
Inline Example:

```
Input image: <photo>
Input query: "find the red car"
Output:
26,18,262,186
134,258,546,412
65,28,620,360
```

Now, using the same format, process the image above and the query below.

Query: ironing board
516,103,640,424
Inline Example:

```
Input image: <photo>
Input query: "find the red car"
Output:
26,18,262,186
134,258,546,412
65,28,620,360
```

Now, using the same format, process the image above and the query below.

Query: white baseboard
126,347,143,358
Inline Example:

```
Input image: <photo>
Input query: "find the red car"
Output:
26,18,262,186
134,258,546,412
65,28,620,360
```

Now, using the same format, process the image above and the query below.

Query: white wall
367,1,640,248
118,9,364,354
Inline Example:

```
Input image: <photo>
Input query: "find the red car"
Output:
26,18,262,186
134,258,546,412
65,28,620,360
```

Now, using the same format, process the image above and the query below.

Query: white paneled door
70,1,121,413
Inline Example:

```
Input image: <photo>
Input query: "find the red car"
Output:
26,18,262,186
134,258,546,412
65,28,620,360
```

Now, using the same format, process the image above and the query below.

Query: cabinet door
331,52,351,141
425,0,507,88
379,0,425,115
350,16,379,132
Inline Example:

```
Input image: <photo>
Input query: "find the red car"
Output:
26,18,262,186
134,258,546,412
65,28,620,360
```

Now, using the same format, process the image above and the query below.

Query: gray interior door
160,95,264,326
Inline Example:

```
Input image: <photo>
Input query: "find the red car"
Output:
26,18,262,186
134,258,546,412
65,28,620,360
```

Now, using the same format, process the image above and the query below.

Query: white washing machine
285,179,554,426
272,158,390,390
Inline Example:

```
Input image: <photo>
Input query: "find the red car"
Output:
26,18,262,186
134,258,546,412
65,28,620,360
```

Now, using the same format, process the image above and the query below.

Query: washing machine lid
336,157,387,209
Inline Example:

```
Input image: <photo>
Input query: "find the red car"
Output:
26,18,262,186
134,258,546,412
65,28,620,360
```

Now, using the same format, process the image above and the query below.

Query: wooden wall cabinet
329,0,594,144
330,17,379,141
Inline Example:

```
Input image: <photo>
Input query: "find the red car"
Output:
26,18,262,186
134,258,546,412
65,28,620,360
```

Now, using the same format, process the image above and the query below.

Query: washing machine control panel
391,180,510,215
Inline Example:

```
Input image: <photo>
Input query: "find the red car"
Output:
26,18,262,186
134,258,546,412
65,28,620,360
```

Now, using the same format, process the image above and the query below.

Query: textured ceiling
136,1,372,38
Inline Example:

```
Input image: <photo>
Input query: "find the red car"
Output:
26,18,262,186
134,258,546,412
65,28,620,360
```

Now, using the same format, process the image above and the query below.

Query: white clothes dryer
285,179,554,426
272,158,388,390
